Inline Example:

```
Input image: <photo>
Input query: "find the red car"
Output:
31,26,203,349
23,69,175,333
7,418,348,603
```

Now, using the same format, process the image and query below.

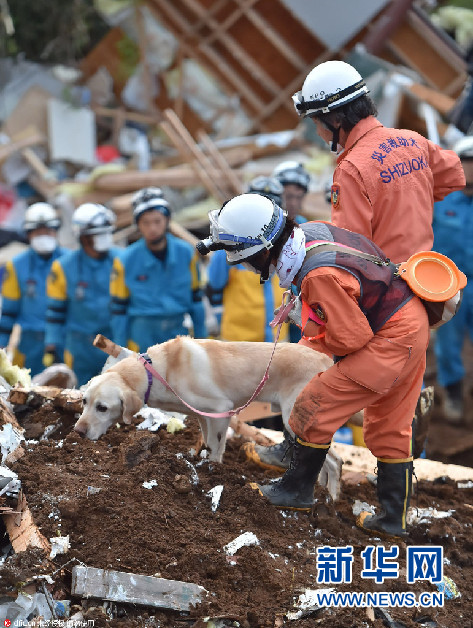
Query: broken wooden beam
71,565,206,611
0,396,22,430
3,492,51,554
8,386,83,413
229,416,275,446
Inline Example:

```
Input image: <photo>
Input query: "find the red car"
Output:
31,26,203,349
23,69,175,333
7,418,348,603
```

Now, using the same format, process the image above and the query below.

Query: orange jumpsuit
289,267,430,459
331,117,465,263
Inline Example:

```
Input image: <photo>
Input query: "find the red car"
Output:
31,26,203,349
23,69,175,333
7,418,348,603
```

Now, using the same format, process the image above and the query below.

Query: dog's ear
120,388,143,424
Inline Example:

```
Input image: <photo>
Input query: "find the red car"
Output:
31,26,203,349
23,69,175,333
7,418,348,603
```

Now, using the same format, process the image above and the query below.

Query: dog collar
139,353,153,404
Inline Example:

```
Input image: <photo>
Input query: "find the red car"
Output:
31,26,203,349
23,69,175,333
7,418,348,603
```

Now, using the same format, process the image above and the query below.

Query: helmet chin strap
321,119,340,153
259,252,273,284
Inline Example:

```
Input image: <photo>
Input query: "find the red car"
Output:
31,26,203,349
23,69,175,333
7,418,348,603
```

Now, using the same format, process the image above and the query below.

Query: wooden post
197,129,242,196
161,117,226,202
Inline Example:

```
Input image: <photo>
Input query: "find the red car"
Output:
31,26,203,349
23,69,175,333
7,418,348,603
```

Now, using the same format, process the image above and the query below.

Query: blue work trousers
434,282,473,387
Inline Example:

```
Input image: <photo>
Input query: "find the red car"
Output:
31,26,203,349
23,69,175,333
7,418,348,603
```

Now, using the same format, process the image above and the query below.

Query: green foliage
445,0,473,9
115,34,140,82
6,0,109,63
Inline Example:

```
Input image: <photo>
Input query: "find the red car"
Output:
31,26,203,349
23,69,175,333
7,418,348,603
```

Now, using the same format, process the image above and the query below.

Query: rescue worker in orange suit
197,193,431,537
292,60,465,264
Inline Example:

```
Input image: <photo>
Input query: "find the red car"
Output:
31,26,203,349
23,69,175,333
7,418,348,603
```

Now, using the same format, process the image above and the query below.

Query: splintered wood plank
3,493,50,554
0,396,22,430
8,386,83,413
71,565,206,611
408,83,456,116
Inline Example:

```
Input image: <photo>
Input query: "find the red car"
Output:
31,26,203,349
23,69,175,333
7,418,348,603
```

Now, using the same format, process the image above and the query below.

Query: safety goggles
247,176,284,200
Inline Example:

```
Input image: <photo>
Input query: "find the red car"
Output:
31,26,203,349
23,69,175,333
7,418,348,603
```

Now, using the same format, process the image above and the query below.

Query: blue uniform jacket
0,247,66,346
433,191,473,277
45,247,121,346
110,235,206,347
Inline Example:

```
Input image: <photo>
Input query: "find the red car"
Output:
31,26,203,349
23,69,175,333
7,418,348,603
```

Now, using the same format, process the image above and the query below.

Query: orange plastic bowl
398,251,467,302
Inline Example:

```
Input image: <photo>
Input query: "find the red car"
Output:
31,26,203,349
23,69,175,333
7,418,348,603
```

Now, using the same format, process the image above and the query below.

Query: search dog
74,336,333,462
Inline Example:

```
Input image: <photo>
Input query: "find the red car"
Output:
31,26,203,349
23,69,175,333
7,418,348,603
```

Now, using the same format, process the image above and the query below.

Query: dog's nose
74,425,87,438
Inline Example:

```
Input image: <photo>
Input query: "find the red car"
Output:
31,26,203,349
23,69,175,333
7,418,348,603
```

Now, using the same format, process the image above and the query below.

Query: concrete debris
0,591,54,624
71,564,207,611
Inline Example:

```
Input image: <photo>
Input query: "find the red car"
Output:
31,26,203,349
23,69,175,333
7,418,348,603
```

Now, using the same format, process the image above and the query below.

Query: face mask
30,235,57,255
93,232,113,252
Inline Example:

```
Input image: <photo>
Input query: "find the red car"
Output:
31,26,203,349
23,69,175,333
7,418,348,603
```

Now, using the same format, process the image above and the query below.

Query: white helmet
247,175,284,206
208,193,286,265
272,161,310,192
132,187,170,223
23,202,61,232
453,136,473,159
292,60,368,118
72,203,116,237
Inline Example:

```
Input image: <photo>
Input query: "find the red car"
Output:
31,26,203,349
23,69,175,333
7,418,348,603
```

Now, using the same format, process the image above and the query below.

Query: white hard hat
272,161,310,192
292,60,368,118
209,193,286,265
453,136,473,159
72,203,116,237
23,202,60,232
247,175,284,206
131,187,170,223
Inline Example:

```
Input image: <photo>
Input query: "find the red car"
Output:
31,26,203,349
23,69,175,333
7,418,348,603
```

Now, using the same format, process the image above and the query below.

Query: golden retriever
74,336,333,462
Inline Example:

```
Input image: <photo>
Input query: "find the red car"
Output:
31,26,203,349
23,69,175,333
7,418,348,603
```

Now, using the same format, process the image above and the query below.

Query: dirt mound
1,413,473,627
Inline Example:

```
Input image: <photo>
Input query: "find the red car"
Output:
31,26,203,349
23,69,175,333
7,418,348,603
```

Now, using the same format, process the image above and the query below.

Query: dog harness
140,353,154,404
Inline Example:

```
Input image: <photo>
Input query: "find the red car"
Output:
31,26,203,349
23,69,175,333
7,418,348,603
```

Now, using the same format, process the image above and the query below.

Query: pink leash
137,290,296,419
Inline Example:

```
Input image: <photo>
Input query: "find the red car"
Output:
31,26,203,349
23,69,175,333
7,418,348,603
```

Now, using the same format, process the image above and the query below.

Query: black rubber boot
357,459,413,538
250,438,330,510
244,428,293,471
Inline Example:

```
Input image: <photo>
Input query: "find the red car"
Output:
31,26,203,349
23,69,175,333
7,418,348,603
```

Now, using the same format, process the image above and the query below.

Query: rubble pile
0,399,472,627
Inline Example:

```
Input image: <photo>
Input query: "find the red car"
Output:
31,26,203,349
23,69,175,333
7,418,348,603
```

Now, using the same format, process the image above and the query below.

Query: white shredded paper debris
49,535,70,559
206,485,224,512
407,507,455,525
137,408,187,432
286,588,336,620
142,479,158,489
223,532,259,556
0,423,24,463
